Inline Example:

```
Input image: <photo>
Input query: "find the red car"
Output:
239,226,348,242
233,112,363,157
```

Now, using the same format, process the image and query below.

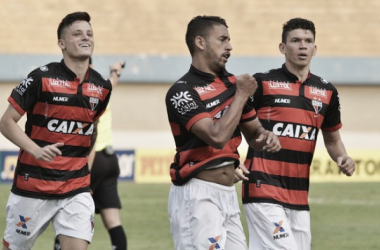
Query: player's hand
236,74,257,97
109,60,125,72
337,154,355,176
255,130,281,152
33,142,64,162
234,164,249,183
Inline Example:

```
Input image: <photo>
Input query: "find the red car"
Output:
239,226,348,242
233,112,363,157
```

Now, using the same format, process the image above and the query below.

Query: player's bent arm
240,119,281,152
322,130,356,176
190,94,250,149
322,130,347,161
0,104,63,162
0,104,41,156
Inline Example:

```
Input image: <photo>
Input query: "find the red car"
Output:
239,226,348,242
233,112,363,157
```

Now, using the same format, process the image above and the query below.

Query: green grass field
0,182,379,249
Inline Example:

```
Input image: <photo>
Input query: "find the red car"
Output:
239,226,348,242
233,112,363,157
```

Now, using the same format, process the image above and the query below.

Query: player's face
279,29,316,69
58,20,94,60
204,24,232,74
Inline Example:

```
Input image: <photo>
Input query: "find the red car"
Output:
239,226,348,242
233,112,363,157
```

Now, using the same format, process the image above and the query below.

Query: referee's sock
109,225,127,250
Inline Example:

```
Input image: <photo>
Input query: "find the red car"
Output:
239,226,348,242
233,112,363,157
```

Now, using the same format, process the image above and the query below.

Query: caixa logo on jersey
47,119,94,135
273,122,317,141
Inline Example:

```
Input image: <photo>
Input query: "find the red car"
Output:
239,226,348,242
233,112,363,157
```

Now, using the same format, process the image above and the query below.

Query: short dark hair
282,18,316,43
185,15,228,56
57,12,91,39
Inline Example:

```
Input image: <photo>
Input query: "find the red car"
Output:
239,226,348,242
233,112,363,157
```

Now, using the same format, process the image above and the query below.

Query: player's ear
279,43,285,55
313,44,317,56
57,39,65,50
195,36,206,51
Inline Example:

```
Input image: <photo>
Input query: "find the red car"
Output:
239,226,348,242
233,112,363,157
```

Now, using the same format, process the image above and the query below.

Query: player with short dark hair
242,17,356,250
53,59,127,250
166,15,281,250
1,11,112,250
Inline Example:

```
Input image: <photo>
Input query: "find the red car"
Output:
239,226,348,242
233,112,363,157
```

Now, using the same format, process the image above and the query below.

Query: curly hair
282,18,316,43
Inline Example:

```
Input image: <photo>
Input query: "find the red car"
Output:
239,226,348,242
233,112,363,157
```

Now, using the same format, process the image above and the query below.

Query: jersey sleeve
166,83,211,131
8,71,42,116
94,80,112,120
321,86,342,131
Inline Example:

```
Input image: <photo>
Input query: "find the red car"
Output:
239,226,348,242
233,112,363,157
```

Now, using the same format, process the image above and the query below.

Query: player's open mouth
222,53,230,61
298,53,308,60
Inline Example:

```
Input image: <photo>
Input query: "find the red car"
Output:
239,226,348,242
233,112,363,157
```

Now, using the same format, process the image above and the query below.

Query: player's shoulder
27,62,60,79
309,73,337,90
254,67,282,77
89,68,111,88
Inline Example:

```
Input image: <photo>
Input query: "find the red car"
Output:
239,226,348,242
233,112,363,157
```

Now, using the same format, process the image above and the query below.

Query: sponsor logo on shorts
15,215,31,236
272,221,289,240
170,91,198,115
208,235,221,250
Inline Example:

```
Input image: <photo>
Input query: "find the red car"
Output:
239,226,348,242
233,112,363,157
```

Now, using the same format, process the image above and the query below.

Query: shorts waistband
190,178,236,192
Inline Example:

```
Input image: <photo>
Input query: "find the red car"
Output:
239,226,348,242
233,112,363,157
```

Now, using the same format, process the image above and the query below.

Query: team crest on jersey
312,99,323,115
170,91,198,115
309,86,327,98
89,97,99,111
268,81,292,90
15,77,33,96
194,84,216,95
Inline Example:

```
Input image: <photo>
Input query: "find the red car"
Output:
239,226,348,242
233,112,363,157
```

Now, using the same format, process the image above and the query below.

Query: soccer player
53,59,127,250
242,17,356,250
165,15,281,250
1,12,112,250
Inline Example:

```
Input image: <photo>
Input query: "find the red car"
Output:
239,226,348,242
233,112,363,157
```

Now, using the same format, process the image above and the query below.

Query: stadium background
0,0,379,249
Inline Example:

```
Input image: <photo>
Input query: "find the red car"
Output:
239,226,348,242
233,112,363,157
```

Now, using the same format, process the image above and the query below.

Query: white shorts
168,178,247,250
243,203,311,250
3,192,95,250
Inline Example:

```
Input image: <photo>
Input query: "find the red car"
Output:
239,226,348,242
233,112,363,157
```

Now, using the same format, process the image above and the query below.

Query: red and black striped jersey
166,65,257,185
8,60,112,199
242,64,342,210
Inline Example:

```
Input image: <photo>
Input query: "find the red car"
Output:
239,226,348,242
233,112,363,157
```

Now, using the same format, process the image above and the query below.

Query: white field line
309,197,380,206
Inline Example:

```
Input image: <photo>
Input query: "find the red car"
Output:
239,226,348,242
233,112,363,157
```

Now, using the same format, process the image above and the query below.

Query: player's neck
63,57,89,82
285,62,310,83
192,57,219,78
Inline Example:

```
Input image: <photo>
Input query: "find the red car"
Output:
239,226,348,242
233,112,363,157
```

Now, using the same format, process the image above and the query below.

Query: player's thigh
3,193,55,250
288,209,311,250
244,203,298,250
168,179,230,249
225,212,248,250
53,193,95,244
